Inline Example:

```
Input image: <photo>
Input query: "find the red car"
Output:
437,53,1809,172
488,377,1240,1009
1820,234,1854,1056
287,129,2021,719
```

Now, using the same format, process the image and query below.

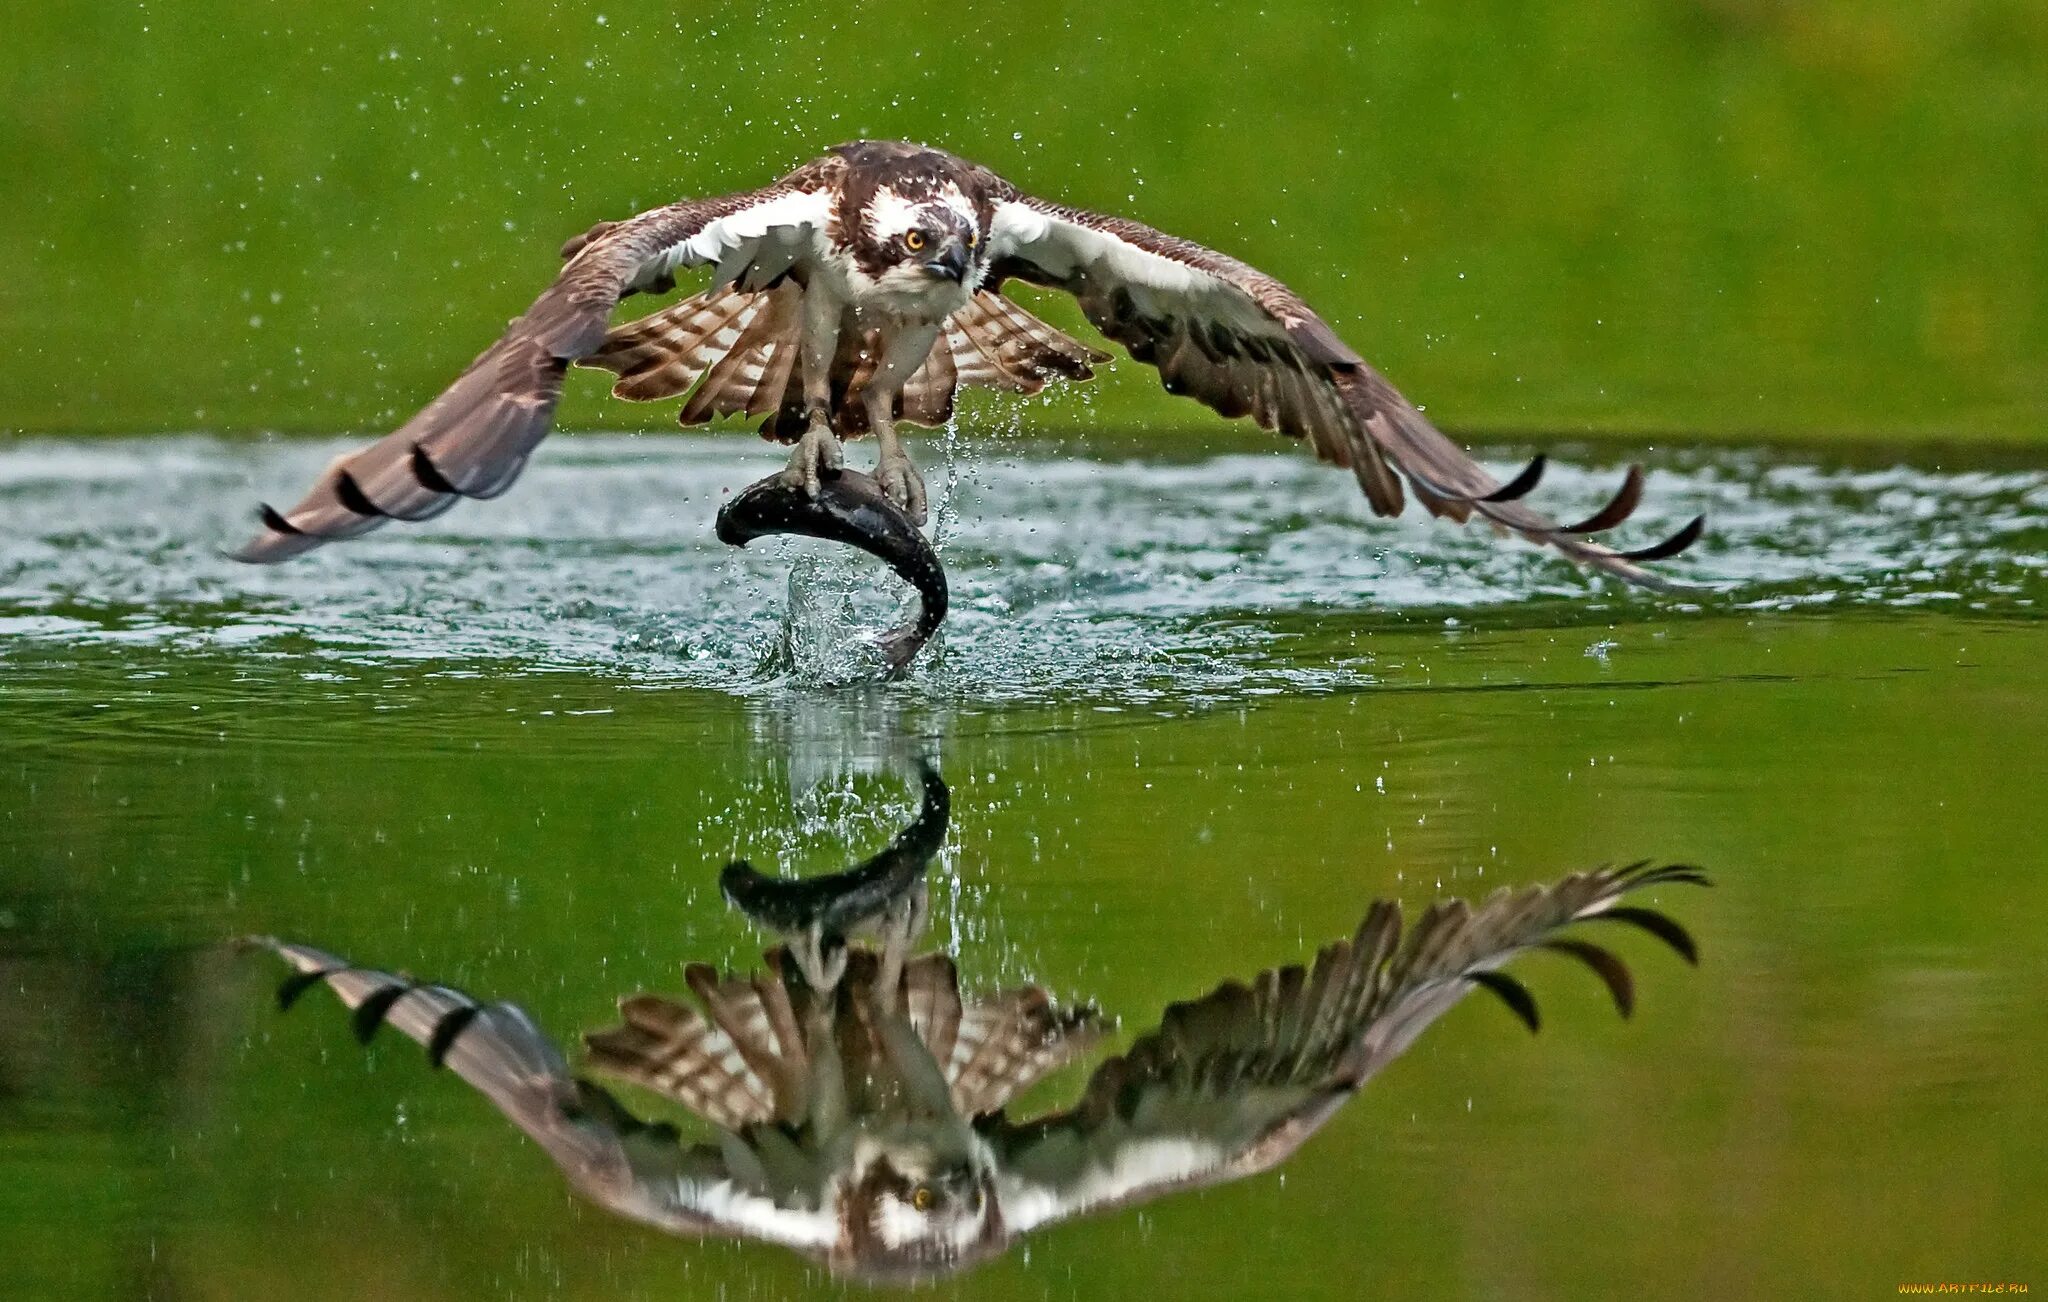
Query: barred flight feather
593,284,764,403
584,287,1104,438
1039,862,1707,1139
582,992,780,1131
945,987,1104,1119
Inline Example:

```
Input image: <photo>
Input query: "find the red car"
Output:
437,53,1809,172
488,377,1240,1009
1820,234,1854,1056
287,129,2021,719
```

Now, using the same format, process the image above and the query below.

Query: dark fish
719,759,948,940
715,467,948,676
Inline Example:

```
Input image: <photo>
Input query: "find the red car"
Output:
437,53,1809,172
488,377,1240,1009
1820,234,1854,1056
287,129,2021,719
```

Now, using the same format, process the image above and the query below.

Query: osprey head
858,186,980,286
833,1132,1006,1282
836,142,988,291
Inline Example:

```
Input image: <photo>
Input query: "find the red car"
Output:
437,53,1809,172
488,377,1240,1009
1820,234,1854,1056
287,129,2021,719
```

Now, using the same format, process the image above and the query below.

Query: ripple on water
0,434,2040,706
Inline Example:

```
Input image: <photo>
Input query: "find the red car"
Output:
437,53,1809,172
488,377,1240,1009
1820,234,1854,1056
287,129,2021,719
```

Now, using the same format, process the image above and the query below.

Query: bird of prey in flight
248,858,1705,1282
232,140,1702,583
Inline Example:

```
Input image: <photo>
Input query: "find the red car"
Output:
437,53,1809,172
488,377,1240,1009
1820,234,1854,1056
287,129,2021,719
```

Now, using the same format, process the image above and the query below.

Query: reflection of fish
720,758,946,942
245,860,1707,1283
716,467,947,676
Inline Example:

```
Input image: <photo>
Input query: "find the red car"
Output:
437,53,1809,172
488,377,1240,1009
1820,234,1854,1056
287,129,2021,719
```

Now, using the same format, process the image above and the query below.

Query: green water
3,435,2045,1297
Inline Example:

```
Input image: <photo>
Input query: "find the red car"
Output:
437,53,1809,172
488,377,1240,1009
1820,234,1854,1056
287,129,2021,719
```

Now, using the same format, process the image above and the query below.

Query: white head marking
865,187,926,242
865,184,977,242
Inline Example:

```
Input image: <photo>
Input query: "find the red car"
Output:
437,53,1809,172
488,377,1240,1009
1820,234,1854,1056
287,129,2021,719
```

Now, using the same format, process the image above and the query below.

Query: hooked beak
922,240,969,284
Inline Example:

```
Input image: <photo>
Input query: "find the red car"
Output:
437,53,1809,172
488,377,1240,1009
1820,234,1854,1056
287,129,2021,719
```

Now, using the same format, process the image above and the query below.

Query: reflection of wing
231,164,838,562
249,939,838,1252
586,947,1102,1124
985,195,1702,586
584,957,812,1131
987,863,1706,1233
901,952,1106,1119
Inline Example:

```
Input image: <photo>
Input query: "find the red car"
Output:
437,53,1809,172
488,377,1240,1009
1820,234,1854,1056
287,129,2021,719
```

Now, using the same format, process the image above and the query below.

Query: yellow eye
904,230,927,253
911,1185,935,1211
966,230,978,248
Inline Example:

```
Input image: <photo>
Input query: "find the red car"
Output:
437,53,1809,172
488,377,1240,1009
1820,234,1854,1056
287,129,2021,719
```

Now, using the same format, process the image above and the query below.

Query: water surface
2,434,2043,1297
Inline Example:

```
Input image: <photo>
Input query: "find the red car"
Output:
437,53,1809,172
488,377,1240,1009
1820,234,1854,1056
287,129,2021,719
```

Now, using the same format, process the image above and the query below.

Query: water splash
0,434,2040,706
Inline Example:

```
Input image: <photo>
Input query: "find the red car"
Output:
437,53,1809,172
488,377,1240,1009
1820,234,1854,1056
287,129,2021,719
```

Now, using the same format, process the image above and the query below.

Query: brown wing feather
899,322,961,427
902,953,966,1067
958,292,1110,393
875,952,1106,1117
582,991,782,1131
892,292,1110,430
988,193,1703,587
730,287,804,418
591,284,761,402
583,952,824,1130
579,944,1101,1129
230,161,837,563
583,281,807,426
678,290,794,425
946,986,1105,1119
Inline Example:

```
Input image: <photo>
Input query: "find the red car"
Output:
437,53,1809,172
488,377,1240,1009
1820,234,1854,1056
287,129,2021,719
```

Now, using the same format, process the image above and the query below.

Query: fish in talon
715,466,948,676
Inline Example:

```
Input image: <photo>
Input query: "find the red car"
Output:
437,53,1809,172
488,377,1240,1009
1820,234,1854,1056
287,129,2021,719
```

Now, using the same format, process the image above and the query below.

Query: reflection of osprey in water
248,769,1706,1283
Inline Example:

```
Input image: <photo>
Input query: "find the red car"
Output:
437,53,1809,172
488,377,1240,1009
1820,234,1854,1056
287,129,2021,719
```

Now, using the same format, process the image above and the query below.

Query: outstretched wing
230,164,838,562
984,196,1703,586
247,938,839,1252
986,862,1707,1233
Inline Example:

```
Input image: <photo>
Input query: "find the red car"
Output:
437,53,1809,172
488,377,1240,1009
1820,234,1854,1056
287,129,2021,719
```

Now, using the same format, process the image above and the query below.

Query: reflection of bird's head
835,1132,1006,1281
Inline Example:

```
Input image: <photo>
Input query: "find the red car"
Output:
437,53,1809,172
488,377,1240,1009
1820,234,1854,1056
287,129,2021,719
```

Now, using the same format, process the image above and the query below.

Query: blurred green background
3,0,2044,443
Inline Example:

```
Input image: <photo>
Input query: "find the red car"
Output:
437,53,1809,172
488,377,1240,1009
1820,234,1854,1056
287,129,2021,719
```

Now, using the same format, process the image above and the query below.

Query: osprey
249,859,1707,1283
232,140,1702,582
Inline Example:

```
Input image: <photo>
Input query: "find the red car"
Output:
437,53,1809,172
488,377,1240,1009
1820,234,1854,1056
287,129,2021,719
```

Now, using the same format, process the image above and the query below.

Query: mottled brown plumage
231,140,1702,587
589,285,1106,437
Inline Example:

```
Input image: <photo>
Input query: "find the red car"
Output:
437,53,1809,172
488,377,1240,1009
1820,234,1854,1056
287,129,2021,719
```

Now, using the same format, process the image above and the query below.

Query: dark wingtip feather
426,1004,481,1068
276,967,338,1012
333,470,389,519
1626,863,1713,890
1482,454,1547,503
1469,970,1542,1033
1543,939,1636,1018
351,982,410,1044
224,506,312,565
410,444,464,496
1595,906,1701,965
1621,514,1706,563
1561,465,1645,535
